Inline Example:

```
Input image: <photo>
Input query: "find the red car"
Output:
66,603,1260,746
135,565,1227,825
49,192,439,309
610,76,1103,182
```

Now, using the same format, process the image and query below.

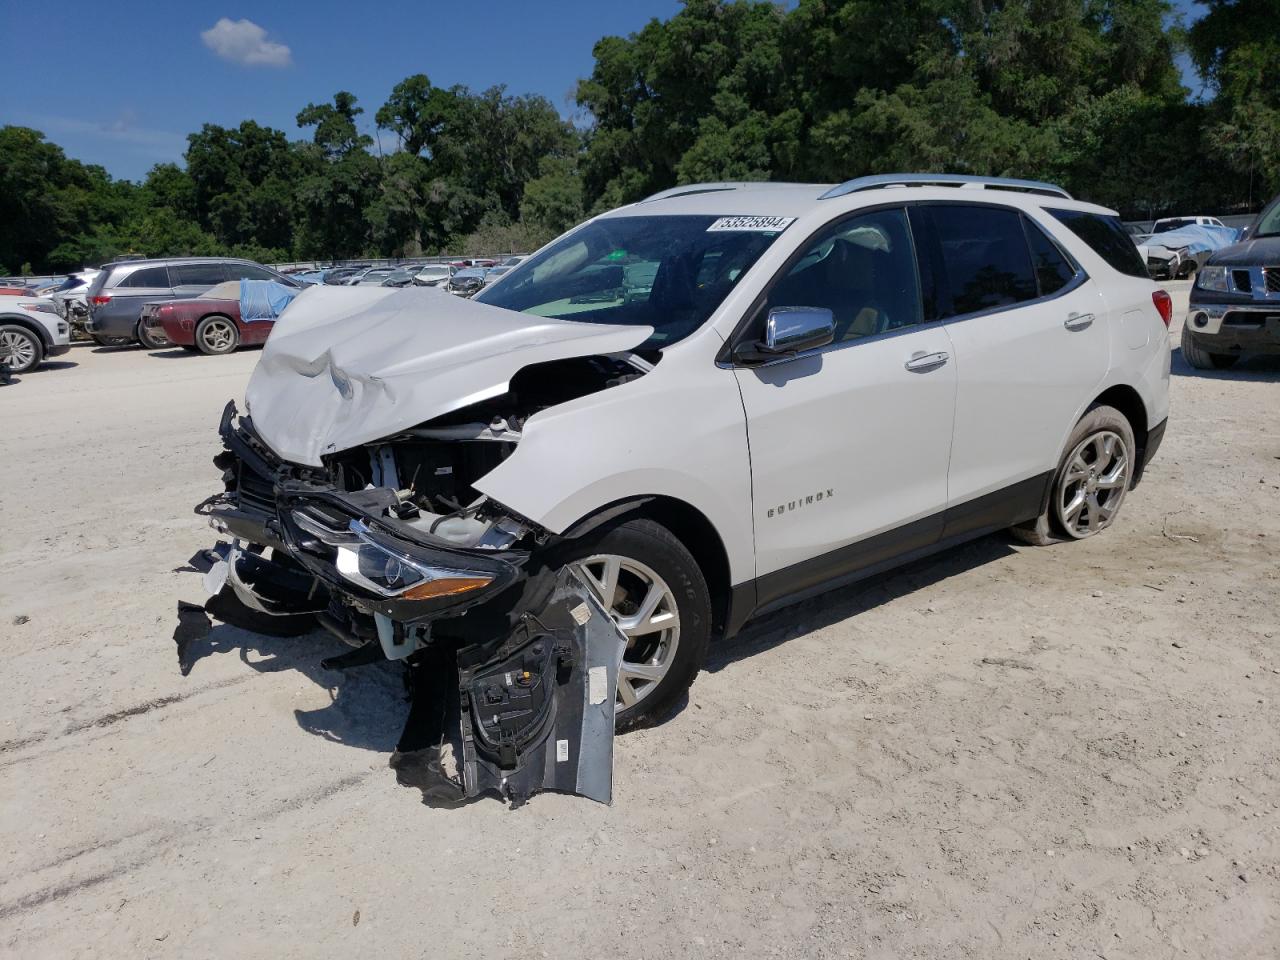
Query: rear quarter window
1047,209,1147,279
117,266,172,289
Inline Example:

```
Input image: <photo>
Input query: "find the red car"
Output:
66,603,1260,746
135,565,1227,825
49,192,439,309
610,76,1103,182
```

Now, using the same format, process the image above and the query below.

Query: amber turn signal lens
399,576,493,601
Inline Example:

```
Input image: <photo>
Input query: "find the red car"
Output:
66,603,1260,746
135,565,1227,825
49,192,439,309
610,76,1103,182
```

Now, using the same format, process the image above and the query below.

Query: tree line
1,0,1274,275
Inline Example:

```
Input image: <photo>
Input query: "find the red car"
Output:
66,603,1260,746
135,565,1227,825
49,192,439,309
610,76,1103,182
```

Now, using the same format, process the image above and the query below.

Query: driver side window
761,208,922,344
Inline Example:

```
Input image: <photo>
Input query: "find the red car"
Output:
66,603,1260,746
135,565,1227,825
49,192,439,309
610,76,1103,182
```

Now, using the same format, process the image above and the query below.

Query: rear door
731,207,957,603
172,262,228,298
911,203,1110,532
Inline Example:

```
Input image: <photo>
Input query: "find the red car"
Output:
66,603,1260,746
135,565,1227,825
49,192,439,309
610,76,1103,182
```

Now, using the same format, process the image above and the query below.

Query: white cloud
200,18,292,68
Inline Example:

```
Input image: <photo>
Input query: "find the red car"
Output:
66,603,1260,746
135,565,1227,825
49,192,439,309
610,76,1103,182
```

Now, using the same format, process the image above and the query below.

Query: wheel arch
0,314,53,349
559,495,733,637
1089,383,1151,483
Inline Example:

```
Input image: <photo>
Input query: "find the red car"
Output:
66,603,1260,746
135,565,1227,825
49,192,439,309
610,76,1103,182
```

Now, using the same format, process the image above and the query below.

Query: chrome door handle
904,350,949,373
1064,312,1095,331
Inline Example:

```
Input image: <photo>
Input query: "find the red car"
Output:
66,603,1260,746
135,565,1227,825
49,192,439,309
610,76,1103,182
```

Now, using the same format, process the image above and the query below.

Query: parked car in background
446,267,488,296
0,295,71,374
85,258,301,348
1136,222,1238,281
413,264,454,287
379,268,418,287
142,280,301,355
1184,194,1280,369
481,264,512,286
501,255,526,267
0,286,31,297
349,268,396,286
322,267,366,285
1152,215,1226,233
49,270,100,336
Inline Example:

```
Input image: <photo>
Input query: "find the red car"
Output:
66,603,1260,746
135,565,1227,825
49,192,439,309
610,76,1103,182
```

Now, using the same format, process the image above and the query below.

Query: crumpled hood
244,284,652,466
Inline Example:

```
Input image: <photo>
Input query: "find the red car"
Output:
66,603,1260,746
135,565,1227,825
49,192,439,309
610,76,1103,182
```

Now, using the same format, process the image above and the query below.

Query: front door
730,207,957,608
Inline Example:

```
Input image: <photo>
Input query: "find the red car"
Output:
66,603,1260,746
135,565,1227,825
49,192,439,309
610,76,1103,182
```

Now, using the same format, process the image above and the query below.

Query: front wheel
1180,324,1237,370
561,518,711,731
1011,405,1135,544
0,325,43,374
194,315,240,355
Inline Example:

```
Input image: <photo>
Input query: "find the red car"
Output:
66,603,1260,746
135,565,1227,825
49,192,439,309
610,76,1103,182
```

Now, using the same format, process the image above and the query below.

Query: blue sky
2,0,1204,182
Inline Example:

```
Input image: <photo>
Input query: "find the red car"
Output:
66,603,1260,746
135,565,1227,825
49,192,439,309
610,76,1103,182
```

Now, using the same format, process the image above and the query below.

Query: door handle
1064,312,1095,331
904,350,949,373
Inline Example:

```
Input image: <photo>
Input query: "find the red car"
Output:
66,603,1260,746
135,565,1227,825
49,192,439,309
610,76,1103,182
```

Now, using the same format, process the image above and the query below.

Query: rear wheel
1011,405,1135,544
562,518,711,731
0,325,42,374
195,315,240,355
1181,324,1238,370
136,318,169,350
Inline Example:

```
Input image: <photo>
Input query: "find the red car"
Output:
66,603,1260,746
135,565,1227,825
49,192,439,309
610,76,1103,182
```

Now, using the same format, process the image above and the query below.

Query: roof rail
819,173,1071,201
639,181,787,203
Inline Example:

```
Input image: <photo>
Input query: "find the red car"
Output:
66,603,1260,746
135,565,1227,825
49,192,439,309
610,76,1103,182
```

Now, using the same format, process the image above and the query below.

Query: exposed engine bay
189,351,654,806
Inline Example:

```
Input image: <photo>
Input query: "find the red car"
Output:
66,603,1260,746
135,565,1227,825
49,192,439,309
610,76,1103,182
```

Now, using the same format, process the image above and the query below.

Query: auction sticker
707,215,795,233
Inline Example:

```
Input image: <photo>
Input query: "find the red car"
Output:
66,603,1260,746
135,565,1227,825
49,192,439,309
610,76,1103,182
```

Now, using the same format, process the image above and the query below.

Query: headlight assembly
294,510,495,601
1196,265,1229,292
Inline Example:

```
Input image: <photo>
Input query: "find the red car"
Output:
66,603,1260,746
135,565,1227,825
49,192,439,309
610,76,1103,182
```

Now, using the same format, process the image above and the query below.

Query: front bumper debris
392,566,625,806
190,400,625,806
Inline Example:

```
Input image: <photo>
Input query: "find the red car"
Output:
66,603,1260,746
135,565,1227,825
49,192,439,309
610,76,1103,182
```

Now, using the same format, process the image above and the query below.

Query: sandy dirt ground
2,282,1278,959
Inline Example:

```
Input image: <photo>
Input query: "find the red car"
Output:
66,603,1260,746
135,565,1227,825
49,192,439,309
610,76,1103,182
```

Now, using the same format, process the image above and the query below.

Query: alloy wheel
575,554,681,710
200,319,236,353
1055,430,1130,538
0,330,36,371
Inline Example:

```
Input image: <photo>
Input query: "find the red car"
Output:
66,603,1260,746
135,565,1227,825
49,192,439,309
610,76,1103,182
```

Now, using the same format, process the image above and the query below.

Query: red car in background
141,281,271,355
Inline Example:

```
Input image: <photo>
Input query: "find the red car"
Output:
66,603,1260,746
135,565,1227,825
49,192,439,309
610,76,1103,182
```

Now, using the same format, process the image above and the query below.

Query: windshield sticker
707,215,795,233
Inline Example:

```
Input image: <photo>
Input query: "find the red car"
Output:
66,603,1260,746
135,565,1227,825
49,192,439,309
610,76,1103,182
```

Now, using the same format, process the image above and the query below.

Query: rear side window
227,263,278,282
117,266,171,288
174,263,227,286
1047,209,1147,278
1022,217,1077,296
926,205,1038,317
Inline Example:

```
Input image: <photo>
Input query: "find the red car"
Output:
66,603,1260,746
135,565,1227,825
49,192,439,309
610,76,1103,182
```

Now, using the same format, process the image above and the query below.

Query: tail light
90,294,112,306
1152,290,1172,327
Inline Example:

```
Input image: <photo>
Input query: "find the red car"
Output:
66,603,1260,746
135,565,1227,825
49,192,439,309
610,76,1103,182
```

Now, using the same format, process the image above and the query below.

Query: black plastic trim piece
721,472,1052,638
1133,417,1168,487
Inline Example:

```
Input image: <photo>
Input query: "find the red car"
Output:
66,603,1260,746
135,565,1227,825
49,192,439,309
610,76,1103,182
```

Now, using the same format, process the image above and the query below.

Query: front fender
474,356,755,584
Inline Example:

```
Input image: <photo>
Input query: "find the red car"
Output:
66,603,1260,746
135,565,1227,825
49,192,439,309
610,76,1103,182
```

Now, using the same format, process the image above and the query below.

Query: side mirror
734,306,835,365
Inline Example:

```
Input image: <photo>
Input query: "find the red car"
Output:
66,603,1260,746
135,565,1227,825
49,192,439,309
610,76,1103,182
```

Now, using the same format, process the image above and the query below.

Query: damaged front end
193,391,632,805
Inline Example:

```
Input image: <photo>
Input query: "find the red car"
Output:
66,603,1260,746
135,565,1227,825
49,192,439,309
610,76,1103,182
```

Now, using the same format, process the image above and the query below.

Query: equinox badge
767,489,833,519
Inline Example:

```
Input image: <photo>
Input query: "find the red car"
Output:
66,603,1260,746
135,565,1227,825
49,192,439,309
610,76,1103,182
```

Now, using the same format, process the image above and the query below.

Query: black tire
558,517,711,731
136,318,169,350
1011,404,1136,545
194,315,240,355
0,324,43,374
1181,324,1238,370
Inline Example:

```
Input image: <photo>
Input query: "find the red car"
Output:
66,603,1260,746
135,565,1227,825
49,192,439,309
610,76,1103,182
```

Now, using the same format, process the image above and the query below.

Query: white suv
1,295,71,374
198,174,1171,802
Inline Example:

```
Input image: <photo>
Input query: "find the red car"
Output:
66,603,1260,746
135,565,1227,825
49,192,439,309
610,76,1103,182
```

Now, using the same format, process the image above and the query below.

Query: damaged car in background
192,174,1171,806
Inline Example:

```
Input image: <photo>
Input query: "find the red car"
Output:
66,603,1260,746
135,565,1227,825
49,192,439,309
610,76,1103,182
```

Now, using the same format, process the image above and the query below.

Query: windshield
1153,218,1194,233
1254,201,1280,239
475,214,789,349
